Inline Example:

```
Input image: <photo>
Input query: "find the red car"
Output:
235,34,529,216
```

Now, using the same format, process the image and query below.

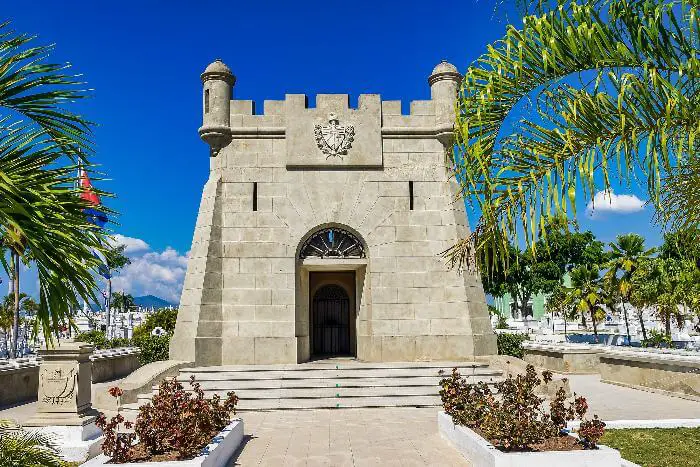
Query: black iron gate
312,284,350,355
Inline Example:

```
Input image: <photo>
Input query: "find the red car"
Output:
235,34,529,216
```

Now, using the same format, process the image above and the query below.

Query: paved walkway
3,375,700,466
566,374,700,420
230,407,468,466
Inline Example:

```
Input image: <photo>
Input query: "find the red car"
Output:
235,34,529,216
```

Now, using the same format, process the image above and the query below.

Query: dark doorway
312,284,351,356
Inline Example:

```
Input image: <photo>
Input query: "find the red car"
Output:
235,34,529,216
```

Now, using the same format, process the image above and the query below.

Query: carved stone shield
314,113,355,158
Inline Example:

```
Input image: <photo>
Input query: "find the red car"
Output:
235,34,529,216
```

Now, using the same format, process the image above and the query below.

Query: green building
491,273,571,321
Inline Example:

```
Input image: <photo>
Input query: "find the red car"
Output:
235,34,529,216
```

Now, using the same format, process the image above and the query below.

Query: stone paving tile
565,374,700,420
229,407,470,466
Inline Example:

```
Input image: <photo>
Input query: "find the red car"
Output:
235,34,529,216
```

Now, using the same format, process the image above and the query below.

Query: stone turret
199,59,235,156
428,60,462,146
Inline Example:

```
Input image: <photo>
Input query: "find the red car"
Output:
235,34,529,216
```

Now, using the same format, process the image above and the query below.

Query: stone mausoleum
170,59,497,366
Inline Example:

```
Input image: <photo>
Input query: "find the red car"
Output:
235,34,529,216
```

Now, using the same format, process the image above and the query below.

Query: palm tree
2,231,26,358
103,244,131,337
0,23,114,344
0,293,38,357
605,234,655,343
565,265,605,341
445,0,699,273
111,291,135,314
632,257,695,338
546,283,574,337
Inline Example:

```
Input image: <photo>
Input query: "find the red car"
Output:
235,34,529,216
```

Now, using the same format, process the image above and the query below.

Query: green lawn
601,428,700,467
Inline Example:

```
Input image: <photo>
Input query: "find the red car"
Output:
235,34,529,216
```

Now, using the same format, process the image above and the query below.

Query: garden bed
82,418,244,467
438,412,622,467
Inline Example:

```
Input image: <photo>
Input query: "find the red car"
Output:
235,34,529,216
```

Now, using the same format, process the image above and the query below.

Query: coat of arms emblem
314,113,355,158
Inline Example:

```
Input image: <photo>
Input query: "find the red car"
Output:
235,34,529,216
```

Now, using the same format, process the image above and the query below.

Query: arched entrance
296,225,367,362
312,284,351,356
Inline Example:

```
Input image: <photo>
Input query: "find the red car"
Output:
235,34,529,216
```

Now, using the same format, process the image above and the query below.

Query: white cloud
587,191,645,217
108,236,187,304
111,234,150,253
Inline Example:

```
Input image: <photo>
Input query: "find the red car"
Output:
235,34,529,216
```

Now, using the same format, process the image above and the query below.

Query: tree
0,293,39,357
0,23,114,344
103,244,130,337
4,235,23,358
632,257,698,338
481,218,605,320
132,307,178,342
446,0,699,272
604,233,655,343
659,228,700,267
111,292,135,313
480,243,560,319
565,265,606,341
545,283,573,335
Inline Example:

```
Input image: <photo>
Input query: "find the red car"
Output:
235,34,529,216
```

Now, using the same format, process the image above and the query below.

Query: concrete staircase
120,359,502,416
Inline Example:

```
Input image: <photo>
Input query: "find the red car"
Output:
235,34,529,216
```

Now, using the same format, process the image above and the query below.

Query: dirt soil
106,428,219,463
471,427,584,452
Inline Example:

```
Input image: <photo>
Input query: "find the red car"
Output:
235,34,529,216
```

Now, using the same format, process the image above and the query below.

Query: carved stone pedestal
24,341,103,462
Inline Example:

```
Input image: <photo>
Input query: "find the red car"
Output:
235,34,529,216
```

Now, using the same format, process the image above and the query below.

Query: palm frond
0,21,92,158
450,0,700,271
0,419,63,467
0,122,113,343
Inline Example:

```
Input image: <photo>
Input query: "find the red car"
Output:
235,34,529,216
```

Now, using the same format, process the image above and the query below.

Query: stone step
241,395,443,410
179,368,497,382
119,361,502,413
169,375,499,390
138,384,473,401
125,395,443,413
183,361,488,372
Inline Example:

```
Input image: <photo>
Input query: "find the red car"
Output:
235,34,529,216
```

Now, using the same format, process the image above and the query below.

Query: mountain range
133,295,175,308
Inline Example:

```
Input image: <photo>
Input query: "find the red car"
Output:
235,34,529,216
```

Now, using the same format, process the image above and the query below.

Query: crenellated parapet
198,60,462,164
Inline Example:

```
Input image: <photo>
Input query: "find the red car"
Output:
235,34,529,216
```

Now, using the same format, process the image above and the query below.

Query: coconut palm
0,23,113,345
111,291,135,313
565,265,606,341
446,0,699,273
103,244,131,336
605,233,655,343
0,293,38,357
632,257,696,338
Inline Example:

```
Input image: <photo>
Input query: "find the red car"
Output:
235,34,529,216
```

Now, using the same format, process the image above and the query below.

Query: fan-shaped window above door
299,228,365,259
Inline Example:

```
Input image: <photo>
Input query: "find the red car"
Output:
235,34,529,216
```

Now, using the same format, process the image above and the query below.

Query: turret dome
431,60,458,75
428,60,462,86
204,59,232,75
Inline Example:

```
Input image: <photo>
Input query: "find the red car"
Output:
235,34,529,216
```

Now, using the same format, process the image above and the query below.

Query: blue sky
2,1,660,302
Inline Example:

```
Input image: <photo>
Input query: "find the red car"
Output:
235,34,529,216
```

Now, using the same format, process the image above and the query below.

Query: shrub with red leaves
97,376,238,462
134,375,239,459
439,364,605,451
95,412,135,463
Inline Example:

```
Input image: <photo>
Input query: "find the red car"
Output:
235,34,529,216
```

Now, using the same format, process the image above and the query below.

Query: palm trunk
621,302,631,345
591,312,599,341
10,251,20,359
665,310,671,337
106,278,112,338
638,310,648,341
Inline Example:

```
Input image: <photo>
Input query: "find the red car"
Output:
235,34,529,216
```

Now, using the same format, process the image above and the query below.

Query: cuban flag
79,166,108,228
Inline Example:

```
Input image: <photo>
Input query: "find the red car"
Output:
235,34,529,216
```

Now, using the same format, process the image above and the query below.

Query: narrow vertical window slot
204,89,210,113
409,181,414,210
253,182,258,211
